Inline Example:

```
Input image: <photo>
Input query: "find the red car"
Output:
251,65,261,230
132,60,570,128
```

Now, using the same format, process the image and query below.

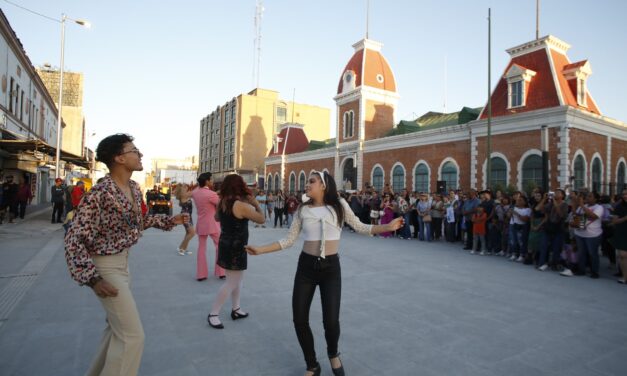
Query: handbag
370,210,380,219
423,214,432,222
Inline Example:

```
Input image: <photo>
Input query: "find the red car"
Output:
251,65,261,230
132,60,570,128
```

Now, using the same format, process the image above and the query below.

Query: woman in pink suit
191,172,225,281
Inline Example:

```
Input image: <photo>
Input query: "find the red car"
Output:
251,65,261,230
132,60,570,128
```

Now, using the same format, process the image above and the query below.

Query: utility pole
486,8,492,190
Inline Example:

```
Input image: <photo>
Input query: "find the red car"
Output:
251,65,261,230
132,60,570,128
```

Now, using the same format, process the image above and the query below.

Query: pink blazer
191,187,221,235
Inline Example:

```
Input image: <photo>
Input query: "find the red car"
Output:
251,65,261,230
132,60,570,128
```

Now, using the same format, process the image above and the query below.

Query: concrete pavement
0,210,626,375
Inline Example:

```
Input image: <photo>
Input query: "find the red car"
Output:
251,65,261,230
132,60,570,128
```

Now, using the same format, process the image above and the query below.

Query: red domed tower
333,38,399,189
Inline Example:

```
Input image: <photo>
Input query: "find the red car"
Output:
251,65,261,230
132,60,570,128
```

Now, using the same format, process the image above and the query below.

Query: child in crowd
471,206,487,255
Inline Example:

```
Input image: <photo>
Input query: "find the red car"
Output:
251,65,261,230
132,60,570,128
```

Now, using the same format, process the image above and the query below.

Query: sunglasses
310,170,327,189
120,148,141,156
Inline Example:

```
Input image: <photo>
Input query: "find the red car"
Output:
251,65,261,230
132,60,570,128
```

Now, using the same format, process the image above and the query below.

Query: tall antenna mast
443,55,447,113
253,0,264,88
535,0,540,39
366,0,370,39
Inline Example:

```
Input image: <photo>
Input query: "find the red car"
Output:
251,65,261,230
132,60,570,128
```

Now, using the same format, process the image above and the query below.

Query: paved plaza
1,208,626,376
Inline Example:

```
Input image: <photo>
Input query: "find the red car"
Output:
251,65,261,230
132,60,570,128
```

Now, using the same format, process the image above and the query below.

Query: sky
2,0,627,168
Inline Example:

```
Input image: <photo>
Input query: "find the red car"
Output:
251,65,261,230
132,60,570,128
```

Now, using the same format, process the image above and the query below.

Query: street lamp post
54,14,90,179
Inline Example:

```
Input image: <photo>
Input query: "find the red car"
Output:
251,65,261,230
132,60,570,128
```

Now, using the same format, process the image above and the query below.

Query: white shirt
574,204,604,238
510,207,531,225
278,198,373,258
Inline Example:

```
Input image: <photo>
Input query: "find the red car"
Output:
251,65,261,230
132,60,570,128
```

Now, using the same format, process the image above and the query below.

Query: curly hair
219,174,251,215
96,134,134,168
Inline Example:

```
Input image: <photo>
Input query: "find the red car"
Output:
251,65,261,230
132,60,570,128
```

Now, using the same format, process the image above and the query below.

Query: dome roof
337,39,397,95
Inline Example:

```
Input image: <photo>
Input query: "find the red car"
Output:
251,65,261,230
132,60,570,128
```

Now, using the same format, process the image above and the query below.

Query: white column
557,123,571,189
607,135,612,195
470,129,478,189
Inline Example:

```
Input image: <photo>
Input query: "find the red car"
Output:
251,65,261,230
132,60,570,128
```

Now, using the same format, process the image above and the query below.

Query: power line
1,0,59,23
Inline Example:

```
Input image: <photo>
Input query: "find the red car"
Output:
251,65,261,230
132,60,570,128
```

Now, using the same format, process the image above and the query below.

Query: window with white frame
392,165,405,193
372,166,383,192
289,173,296,193
414,163,429,193
574,155,585,190
504,64,536,109
441,162,458,191
343,111,354,139
299,172,306,191
617,162,626,192
592,158,602,193
577,78,587,107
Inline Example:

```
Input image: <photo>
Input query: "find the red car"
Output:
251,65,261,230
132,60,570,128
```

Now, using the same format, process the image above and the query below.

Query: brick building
265,35,627,196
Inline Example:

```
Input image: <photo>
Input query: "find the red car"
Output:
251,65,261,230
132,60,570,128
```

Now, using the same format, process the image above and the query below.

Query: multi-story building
36,69,86,158
0,10,89,204
266,35,627,196
198,88,331,185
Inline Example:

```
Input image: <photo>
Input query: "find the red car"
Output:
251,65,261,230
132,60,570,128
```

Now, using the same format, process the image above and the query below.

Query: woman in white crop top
246,171,403,376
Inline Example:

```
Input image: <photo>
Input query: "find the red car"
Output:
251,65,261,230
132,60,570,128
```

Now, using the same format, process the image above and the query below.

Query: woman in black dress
207,174,265,329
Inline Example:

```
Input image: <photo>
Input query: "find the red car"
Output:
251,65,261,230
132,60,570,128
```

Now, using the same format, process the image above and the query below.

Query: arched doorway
342,158,356,190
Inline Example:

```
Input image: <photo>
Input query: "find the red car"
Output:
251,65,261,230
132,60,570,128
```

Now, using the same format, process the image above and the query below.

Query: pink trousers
197,233,225,279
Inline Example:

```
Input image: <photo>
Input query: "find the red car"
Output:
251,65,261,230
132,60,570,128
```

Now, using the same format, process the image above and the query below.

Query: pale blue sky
3,0,626,164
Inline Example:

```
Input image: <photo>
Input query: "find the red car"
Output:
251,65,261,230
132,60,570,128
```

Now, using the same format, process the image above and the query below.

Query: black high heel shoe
231,308,249,320
207,314,224,329
329,353,345,376
306,363,321,376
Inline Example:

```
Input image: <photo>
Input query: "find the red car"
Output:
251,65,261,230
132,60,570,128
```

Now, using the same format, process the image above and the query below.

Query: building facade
37,69,86,158
199,88,331,185
266,35,627,196
0,10,62,204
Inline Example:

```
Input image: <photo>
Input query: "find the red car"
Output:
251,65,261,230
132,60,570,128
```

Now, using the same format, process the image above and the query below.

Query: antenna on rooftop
253,0,264,88
366,0,370,39
443,55,447,113
536,0,540,39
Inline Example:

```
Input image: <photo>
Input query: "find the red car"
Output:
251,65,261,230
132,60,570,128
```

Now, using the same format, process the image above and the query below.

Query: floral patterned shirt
64,175,175,285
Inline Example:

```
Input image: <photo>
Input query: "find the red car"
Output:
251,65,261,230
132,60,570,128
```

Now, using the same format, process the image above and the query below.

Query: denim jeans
473,234,485,251
539,231,564,266
287,213,294,227
575,235,602,275
418,216,432,241
509,224,528,255
293,252,341,369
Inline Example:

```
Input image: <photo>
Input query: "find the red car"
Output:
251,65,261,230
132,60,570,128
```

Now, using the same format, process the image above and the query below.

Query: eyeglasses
120,148,141,156
310,170,327,189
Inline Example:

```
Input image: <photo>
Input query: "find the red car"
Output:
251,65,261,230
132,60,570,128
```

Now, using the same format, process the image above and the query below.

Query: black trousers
293,252,341,369
52,202,64,222
274,207,284,227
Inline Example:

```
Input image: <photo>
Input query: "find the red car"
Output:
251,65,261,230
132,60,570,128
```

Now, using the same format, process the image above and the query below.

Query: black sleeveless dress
217,209,249,270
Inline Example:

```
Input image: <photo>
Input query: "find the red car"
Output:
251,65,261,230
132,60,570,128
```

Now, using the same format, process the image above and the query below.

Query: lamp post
54,14,90,179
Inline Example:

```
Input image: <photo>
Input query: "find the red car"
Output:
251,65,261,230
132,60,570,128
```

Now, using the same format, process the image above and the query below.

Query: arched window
267,174,272,191
274,174,280,193
343,111,354,138
372,166,383,192
392,165,405,193
299,172,306,191
441,161,458,191
521,154,543,193
592,158,602,193
574,155,585,190
618,161,626,193
289,173,296,193
414,163,429,193
489,157,507,189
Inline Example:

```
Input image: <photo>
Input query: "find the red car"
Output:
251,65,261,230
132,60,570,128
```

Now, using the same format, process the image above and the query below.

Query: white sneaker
516,256,524,262
186,250,192,255
479,251,486,256
509,255,517,261
470,250,477,255
496,251,505,256
177,249,185,256
560,268,574,277
538,264,549,271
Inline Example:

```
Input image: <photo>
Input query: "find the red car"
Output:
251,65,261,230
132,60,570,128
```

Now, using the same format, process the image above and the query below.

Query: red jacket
71,186,85,208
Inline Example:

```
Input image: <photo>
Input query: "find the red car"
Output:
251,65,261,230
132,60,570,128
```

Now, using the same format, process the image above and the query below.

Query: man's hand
92,279,119,298
245,245,262,255
388,217,404,232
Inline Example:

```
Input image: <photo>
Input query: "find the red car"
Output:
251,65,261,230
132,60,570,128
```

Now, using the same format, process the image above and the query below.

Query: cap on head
55,178,63,183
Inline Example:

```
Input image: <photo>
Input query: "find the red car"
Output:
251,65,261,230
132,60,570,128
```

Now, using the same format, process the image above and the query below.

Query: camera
548,191,555,199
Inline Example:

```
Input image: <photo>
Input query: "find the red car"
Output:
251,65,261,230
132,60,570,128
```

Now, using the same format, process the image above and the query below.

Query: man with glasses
65,134,189,376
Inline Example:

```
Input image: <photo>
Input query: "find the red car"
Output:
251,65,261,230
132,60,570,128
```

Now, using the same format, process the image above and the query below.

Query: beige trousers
86,250,144,376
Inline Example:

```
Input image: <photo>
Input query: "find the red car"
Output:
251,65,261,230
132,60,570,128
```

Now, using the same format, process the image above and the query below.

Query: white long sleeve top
278,198,373,258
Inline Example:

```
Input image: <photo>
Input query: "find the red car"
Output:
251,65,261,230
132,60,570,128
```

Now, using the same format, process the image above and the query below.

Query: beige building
36,68,85,157
199,88,330,184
